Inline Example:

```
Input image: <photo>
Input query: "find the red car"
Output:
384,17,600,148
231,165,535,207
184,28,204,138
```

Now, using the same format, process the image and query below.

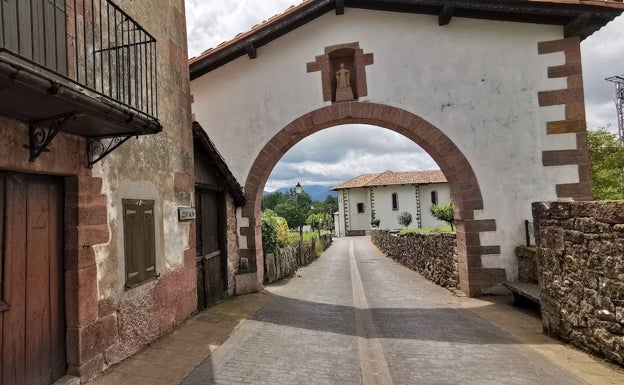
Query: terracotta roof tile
189,0,624,68
333,170,447,190
333,173,382,190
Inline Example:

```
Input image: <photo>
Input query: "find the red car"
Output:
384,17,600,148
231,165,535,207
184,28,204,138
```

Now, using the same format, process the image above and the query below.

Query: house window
431,191,438,205
123,199,156,288
392,193,399,211
357,203,365,213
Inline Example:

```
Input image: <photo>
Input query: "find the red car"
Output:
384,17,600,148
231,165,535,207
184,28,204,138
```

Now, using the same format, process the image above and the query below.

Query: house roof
189,0,624,79
332,170,447,190
192,122,246,206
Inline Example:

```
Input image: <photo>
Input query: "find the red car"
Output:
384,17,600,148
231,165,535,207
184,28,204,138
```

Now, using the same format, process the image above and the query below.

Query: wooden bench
502,281,541,308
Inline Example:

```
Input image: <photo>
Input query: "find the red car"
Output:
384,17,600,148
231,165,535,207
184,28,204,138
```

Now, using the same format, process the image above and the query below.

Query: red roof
333,170,447,190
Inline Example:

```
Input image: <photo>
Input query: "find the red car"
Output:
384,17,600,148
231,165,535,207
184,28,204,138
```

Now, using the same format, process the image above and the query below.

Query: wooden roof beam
564,13,592,38
439,4,454,26
336,0,344,15
245,42,257,59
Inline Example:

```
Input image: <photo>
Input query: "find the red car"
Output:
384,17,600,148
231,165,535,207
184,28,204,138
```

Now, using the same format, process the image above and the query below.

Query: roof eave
189,0,624,79
190,0,334,80
192,122,246,206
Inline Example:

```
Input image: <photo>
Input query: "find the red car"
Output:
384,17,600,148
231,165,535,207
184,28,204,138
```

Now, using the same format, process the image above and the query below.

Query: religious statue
334,62,354,102
336,63,351,89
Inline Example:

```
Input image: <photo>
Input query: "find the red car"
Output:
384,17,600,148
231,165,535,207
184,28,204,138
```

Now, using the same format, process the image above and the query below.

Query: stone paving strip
461,296,624,385
349,240,394,385
88,292,273,385
90,237,624,385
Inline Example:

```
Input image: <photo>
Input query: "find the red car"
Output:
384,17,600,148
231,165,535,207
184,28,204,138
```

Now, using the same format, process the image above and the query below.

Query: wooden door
0,173,65,385
195,189,226,310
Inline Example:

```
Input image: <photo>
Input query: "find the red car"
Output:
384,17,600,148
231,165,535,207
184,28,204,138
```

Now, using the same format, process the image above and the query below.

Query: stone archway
241,102,505,297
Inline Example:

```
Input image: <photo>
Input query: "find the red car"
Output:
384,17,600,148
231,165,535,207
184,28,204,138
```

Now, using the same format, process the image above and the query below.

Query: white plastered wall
373,185,419,230
347,188,370,231
419,183,452,229
191,9,574,280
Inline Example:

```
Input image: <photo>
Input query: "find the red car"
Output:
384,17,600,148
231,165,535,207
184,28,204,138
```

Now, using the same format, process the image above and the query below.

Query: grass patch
288,230,329,242
400,226,454,234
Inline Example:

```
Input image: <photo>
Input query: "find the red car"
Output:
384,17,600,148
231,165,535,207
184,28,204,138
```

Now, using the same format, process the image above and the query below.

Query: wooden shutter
123,199,156,288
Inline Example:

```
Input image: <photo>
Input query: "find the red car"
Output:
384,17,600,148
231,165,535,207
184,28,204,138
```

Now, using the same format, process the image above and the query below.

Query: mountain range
263,184,338,202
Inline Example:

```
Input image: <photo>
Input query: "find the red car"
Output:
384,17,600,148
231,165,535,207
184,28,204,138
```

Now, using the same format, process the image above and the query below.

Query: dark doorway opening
195,188,227,310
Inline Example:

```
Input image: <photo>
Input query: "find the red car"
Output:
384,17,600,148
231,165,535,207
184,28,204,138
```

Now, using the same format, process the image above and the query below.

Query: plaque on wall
178,207,196,221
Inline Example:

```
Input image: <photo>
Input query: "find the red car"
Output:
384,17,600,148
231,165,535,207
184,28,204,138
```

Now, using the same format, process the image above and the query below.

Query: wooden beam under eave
439,4,454,26
336,0,345,15
564,13,592,38
245,43,257,59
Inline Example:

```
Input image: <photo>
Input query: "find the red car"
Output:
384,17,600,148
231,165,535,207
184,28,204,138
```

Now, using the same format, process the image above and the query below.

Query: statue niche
306,42,374,104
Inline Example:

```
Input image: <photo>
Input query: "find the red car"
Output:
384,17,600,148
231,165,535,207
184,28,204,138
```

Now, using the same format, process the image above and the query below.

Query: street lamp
295,182,303,238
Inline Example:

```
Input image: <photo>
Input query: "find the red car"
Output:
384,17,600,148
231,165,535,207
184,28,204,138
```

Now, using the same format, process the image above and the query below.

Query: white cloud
185,0,296,58
582,14,624,132
265,125,438,191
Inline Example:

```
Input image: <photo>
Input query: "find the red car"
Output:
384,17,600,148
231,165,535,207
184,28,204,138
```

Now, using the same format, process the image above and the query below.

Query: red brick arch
242,102,505,296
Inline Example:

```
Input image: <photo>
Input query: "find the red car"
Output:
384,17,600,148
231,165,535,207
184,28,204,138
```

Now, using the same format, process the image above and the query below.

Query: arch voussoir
242,102,504,296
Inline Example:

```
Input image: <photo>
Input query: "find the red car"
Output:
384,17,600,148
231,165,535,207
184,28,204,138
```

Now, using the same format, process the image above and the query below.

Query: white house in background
333,170,451,236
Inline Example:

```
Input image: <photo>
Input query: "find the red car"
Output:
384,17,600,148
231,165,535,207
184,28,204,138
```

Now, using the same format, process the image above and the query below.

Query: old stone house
189,0,624,296
192,122,245,309
0,0,212,382
333,170,451,236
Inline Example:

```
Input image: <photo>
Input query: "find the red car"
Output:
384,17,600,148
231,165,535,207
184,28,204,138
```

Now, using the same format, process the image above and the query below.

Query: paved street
182,237,595,385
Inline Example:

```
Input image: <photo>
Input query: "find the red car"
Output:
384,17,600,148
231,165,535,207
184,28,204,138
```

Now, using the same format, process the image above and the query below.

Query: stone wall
533,201,624,366
371,230,459,289
85,0,196,380
264,234,332,284
516,246,538,284
226,195,241,297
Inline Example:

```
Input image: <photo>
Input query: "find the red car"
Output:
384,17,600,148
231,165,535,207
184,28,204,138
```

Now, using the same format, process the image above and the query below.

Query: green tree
430,202,455,230
274,200,301,230
323,195,338,211
268,187,315,232
588,128,624,200
306,212,324,237
397,211,413,228
262,191,288,211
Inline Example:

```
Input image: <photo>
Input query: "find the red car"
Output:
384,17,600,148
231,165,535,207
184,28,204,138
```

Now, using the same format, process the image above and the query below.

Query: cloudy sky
185,0,624,191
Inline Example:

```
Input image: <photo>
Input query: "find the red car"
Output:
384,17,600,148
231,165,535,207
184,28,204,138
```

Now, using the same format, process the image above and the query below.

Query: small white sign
178,207,196,221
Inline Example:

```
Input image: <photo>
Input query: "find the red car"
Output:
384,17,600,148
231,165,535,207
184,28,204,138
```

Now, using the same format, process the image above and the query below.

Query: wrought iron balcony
0,0,161,166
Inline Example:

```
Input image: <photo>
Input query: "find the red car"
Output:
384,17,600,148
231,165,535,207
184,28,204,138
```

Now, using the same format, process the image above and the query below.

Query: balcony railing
0,0,158,119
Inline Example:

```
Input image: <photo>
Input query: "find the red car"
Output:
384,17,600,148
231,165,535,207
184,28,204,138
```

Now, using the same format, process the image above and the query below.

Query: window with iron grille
123,199,156,288
357,203,365,213
431,191,438,205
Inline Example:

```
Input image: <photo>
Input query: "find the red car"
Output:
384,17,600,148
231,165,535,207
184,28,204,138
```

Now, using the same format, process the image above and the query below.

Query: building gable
189,0,624,79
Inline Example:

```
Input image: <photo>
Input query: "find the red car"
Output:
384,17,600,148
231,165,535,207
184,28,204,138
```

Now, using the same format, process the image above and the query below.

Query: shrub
261,210,289,255
430,202,455,230
371,219,380,227
397,211,413,228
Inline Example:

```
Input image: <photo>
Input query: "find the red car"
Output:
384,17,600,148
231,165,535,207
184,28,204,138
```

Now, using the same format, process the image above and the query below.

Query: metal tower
606,75,624,143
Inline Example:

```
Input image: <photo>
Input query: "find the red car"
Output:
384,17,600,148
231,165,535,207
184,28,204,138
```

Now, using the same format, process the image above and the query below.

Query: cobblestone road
183,237,589,385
